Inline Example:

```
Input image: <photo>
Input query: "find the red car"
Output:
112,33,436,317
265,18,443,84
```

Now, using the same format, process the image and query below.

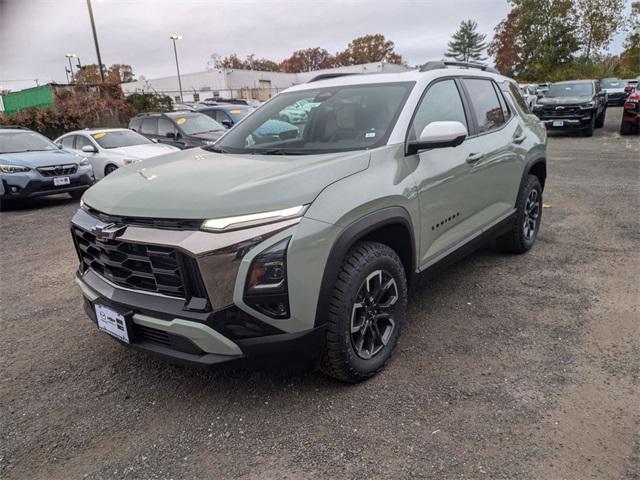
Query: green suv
72,62,547,382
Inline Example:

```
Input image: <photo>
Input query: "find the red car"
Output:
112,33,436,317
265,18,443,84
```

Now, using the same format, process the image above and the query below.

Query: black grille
85,206,203,231
135,324,171,345
37,164,78,177
73,226,185,297
540,106,582,117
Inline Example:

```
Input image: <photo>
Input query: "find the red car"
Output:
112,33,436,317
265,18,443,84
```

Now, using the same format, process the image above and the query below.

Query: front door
404,78,487,267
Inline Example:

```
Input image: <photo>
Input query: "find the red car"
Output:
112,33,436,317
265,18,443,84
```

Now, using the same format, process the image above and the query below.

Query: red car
620,89,640,135
624,80,638,96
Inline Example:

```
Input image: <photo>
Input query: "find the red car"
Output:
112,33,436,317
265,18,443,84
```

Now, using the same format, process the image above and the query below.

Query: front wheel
104,164,118,176
497,175,542,254
583,115,596,137
320,241,408,383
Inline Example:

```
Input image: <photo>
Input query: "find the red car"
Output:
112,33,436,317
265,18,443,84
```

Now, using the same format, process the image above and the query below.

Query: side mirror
166,132,176,139
407,121,468,155
222,120,232,129
81,145,97,153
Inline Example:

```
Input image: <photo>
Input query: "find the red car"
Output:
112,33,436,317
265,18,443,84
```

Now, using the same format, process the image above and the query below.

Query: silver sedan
55,128,180,179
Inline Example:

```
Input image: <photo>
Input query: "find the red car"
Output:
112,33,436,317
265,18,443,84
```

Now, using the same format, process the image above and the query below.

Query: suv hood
108,143,179,159
83,148,370,219
0,149,81,167
537,96,593,106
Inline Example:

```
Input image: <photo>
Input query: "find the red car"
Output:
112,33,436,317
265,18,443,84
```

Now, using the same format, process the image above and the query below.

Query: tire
595,107,606,128
583,115,595,137
320,241,408,383
497,175,542,254
620,121,637,135
104,164,118,176
68,190,85,199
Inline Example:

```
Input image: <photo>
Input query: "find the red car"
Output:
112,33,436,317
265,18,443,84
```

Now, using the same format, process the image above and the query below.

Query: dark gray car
129,112,226,149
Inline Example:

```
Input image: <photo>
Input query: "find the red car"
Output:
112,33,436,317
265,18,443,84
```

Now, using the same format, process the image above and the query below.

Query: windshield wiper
204,145,229,153
251,149,312,155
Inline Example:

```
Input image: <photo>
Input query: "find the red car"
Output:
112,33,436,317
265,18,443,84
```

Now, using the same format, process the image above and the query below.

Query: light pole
86,0,105,83
65,53,77,83
170,34,183,103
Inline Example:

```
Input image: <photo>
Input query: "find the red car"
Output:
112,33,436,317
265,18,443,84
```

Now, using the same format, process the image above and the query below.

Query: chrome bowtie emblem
92,223,126,241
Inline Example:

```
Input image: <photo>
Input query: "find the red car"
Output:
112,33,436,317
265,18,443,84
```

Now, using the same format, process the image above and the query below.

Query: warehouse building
120,61,410,102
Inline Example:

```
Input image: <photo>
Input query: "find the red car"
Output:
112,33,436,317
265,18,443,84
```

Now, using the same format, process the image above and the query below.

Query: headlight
580,102,595,109
244,237,291,318
122,159,139,165
201,205,306,232
0,164,31,173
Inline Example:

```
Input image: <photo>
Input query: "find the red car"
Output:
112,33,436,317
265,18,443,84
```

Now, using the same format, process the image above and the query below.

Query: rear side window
140,118,158,135
129,117,142,131
463,78,506,133
61,135,76,149
410,79,467,141
493,83,511,121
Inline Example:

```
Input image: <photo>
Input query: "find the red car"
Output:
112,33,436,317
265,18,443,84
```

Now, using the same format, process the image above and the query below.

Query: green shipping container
1,84,55,114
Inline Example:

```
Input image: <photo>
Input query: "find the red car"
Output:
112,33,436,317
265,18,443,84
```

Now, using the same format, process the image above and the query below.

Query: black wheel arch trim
519,155,547,197
314,206,416,328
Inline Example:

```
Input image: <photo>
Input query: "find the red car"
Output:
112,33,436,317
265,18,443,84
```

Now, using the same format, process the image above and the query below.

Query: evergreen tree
444,20,488,63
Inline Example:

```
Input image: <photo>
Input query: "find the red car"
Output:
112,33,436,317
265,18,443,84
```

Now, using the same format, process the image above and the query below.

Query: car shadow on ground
0,194,79,212
112,242,505,395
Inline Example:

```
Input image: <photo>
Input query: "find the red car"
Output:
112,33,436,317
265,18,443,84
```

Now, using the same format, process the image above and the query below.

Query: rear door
406,78,488,266
460,77,522,225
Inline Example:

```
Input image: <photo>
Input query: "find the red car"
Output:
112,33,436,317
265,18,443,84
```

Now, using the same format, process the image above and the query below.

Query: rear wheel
620,121,637,135
497,175,542,254
595,107,606,128
320,241,407,383
104,164,118,176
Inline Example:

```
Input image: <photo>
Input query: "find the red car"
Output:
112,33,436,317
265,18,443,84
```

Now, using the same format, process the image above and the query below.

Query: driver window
75,135,94,150
410,80,467,141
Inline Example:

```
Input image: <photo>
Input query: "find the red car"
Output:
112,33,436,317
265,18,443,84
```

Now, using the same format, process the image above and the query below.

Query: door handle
466,152,484,164
512,133,527,144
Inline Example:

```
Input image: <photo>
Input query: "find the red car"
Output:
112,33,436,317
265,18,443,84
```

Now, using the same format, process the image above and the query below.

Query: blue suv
0,126,94,201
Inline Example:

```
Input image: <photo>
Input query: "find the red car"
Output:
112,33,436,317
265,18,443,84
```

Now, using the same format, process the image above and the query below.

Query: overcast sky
0,0,632,91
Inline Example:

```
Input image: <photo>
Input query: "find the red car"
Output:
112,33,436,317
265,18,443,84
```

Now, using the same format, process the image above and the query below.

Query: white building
121,62,410,102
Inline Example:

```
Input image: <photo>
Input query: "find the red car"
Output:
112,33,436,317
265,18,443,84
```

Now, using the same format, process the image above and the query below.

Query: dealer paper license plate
552,120,564,127
95,304,130,343
53,176,70,186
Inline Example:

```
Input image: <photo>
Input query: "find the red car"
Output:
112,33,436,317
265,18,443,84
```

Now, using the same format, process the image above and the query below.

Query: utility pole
86,0,105,83
170,34,184,103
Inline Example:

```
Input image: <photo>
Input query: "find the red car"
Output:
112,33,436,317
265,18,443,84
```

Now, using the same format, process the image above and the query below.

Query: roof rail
420,61,499,74
307,72,362,83
0,125,29,130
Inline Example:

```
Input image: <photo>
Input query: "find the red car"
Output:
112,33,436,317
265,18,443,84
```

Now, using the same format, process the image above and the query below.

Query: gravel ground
1,109,638,480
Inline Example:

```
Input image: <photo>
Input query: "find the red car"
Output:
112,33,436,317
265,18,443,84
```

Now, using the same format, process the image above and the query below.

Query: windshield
212,82,414,154
91,130,153,149
546,83,594,97
168,113,225,135
0,130,58,154
602,79,622,88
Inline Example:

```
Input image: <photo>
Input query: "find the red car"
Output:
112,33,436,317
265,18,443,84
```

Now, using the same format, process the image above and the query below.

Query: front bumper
77,274,324,369
71,208,324,370
1,168,94,199
537,114,594,129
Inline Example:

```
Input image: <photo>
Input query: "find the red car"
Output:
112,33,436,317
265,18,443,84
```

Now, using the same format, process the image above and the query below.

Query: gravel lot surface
1,109,638,480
